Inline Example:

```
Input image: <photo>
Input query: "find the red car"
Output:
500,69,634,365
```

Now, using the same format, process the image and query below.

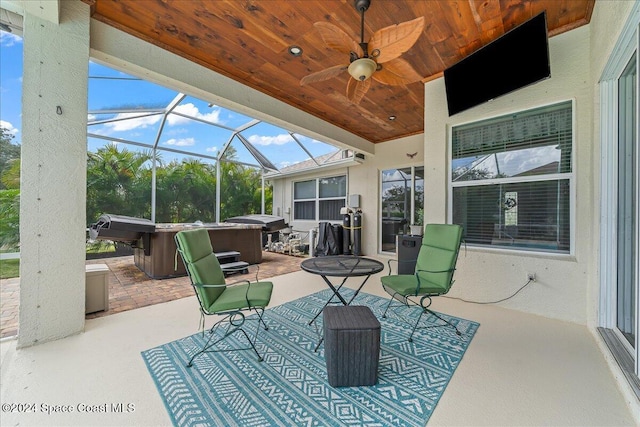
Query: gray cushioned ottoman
323,305,381,387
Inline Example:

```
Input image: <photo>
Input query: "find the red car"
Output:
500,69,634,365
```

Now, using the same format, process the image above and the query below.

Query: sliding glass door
617,53,637,349
599,4,639,386
380,166,424,253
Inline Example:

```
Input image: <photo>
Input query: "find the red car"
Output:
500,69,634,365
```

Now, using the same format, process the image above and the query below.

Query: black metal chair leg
186,310,269,367
408,310,425,342
382,294,395,318
256,308,269,331
238,328,264,362
426,308,462,336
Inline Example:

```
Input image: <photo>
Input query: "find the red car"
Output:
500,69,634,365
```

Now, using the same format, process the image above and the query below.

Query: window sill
462,243,576,261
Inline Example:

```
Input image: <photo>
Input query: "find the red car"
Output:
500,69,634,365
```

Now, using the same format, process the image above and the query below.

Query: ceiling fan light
348,57,377,81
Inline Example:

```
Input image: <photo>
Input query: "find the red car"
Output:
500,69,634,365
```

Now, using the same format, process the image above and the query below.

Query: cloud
164,137,195,147
90,104,224,135
167,103,223,126
87,114,97,122
166,128,188,136
0,31,22,47
247,133,291,146
102,113,162,132
0,120,19,135
205,146,218,153
295,135,323,144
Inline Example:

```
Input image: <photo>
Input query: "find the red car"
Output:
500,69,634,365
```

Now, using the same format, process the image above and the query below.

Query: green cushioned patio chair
381,223,463,342
175,228,273,366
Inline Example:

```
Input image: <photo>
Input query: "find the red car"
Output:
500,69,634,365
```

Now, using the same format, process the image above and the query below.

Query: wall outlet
527,272,536,281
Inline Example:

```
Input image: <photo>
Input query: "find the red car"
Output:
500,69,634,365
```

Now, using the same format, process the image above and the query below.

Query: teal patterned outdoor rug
142,289,479,427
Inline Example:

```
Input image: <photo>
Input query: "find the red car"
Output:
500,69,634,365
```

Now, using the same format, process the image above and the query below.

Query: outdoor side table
85,264,109,314
323,305,381,387
300,255,384,326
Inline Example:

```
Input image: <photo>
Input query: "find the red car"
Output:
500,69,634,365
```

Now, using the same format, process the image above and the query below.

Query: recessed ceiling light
288,45,303,56
388,115,397,121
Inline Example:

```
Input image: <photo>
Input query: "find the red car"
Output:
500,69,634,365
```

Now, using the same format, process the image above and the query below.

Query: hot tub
89,215,262,279
133,223,263,279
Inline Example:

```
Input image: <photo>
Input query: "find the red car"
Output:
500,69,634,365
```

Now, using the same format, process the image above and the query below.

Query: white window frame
447,100,576,255
292,174,347,222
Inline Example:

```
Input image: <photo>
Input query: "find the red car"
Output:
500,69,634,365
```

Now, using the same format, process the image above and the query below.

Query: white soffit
0,7,22,36
0,0,59,25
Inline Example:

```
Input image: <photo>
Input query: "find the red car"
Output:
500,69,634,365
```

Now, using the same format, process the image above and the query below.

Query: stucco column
18,1,90,347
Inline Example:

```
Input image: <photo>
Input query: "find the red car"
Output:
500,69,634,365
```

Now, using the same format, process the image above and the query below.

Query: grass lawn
0,259,19,279
0,242,119,279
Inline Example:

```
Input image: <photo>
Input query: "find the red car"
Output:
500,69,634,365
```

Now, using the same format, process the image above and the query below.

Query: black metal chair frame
382,260,462,342
176,248,270,367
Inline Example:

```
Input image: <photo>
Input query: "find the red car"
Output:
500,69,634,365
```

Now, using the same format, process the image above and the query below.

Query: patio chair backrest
175,228,226,309
415,224,463,294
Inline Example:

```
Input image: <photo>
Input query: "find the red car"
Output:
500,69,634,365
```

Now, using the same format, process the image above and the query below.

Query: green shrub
0,189,20,251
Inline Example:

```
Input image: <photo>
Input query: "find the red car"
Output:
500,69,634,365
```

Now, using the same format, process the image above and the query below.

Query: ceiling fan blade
372,58,423,86
369,16,425,64
300,64,348,86
346,77,371,104
314,21,363,57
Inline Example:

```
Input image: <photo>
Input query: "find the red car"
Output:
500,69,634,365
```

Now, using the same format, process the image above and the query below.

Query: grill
224,214,287,232
225,214,288,247
89,214,156,255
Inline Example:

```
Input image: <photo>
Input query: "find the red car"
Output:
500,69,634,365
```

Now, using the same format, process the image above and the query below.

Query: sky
0,30,22,141
0,29,338,171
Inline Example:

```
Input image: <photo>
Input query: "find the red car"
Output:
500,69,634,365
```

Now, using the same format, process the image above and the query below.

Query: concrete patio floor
1,263,638,426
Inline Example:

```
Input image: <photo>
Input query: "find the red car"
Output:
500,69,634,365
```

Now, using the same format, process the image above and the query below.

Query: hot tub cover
89,213,156,243
224,214,286,232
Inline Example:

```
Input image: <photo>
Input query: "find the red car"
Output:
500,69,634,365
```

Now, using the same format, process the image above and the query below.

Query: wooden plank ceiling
84,0,594,143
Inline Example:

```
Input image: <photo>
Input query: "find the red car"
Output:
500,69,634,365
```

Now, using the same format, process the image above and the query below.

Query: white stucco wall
270,134,424,256
274,23,607,325
271,166,350,241
18,0,90,347
423,25,593,324
349,134,425,256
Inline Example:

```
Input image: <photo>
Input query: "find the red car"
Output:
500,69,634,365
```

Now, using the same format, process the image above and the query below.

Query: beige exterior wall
349,134,424,256
271,134,423,256
423,26,592,324
421,0,636,325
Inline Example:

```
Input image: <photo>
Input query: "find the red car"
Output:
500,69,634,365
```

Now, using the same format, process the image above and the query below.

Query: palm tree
86,144,153,224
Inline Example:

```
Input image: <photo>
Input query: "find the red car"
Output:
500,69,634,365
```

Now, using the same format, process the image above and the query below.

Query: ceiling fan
300,0,425,104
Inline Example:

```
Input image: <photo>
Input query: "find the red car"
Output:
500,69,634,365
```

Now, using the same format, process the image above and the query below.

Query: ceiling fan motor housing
354,0,371,12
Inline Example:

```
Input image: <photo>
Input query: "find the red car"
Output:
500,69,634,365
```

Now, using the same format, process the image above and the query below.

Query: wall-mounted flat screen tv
444,12,550,116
